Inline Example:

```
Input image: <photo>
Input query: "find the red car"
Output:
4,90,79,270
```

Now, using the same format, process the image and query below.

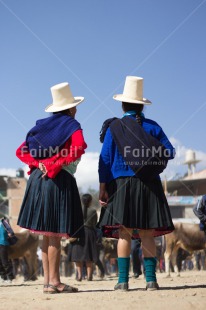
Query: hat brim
45,97,84,112
183,159,200,165
113,94,152,105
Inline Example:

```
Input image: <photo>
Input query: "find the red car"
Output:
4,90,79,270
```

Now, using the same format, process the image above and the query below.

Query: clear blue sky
1,0,206,173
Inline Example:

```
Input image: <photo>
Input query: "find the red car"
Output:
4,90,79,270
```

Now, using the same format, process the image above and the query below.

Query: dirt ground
1,271,206,310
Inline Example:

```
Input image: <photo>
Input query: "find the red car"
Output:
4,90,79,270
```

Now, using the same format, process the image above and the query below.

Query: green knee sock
144,257,157,283
118,257,130,283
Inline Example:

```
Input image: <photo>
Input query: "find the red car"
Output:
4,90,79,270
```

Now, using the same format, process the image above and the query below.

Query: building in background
0,176,9,219
0,168,27,232
164,150,204,220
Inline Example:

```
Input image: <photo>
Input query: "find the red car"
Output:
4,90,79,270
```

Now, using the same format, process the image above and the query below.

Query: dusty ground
1,271,206,310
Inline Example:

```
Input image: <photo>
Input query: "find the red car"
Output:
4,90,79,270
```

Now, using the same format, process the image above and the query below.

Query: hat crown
123,76,143,101
45,82,84,112
51,82,74,107
113,76,151,105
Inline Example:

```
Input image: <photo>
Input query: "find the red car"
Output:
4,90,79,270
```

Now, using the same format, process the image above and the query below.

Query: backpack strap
1,219,15,235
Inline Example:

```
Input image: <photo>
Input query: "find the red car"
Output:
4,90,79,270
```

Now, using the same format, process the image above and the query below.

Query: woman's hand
99,183,109,206
38,162,48,178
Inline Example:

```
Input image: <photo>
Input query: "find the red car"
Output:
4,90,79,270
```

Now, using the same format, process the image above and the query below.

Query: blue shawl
26,113,81,159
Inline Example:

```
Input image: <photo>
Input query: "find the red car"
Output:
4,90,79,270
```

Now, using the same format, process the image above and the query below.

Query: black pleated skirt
69,227,99,263
98,177,174,239
17,169,84,238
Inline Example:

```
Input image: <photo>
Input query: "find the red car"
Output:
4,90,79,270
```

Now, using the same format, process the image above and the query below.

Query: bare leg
75,262,83,280
48,236,61,286
118,227,133,257
139,230,156,257
86,261,93,280
42,235,78,293
42,236,49,286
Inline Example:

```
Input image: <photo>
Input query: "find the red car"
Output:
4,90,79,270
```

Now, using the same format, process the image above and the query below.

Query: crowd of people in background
1,76,205,293
1,202,206,285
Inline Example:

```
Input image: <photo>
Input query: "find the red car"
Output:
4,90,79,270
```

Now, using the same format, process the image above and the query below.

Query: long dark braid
82,194,92,221
122,102,144,126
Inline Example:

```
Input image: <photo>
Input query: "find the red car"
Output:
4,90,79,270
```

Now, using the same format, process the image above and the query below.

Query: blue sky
1,0,206,189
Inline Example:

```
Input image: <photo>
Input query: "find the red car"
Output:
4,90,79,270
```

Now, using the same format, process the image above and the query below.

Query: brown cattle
8,230,39,280
164,222,206,276
102,238,118,260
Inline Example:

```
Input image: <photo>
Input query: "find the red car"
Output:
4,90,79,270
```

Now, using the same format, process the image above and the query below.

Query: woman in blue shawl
16,82,87,294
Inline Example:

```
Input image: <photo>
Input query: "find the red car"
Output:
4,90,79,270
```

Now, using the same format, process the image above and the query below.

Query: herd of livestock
8,222,206,281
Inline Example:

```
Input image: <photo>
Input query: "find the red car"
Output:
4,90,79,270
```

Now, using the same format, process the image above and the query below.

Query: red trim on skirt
102,225,173,239
20,227,70,238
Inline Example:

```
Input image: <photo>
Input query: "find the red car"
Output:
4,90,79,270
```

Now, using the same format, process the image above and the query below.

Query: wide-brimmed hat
45,82,84,113
113,76,151,105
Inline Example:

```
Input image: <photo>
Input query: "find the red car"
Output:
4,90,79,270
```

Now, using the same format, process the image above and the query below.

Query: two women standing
16,76,175,293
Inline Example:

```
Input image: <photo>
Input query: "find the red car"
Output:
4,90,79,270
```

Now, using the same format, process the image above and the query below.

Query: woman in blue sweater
98,76,175,291
0,218,14,282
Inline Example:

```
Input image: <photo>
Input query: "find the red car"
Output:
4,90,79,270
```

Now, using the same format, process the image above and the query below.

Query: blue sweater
99,115,175,183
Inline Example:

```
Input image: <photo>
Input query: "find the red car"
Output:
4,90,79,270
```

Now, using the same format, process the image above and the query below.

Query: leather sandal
56,283,78,293
47,284,60,294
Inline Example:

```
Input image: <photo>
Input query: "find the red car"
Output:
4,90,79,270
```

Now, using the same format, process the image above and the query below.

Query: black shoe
114,282,128,291
133,270,142,278
99,273,105,280
146,282,159,291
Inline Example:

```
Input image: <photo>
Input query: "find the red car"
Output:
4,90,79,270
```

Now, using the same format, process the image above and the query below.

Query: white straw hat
113,76,151,105
45,82,84,113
